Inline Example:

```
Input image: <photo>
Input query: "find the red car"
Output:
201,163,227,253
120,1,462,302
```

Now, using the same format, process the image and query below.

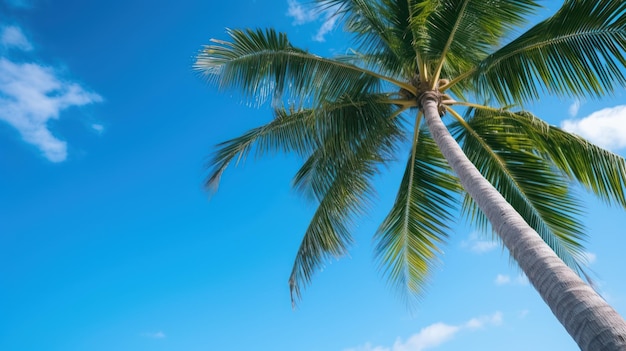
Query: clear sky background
1,1,626,350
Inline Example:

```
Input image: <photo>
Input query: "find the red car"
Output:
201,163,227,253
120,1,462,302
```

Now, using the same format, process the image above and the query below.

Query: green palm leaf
423,0,539,83
451,109,588,272
496,111,626,209
205,108,318,191
288,93,405,304
375,128,460,301
195,28,412,106
474,0,626,104
291,95,404,199
319,0,419,77
288,156,372,305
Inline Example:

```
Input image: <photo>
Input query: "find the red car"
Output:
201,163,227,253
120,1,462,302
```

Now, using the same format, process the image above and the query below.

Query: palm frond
474,0,626,104
205,108,318,191
450,108,588,273
288,156,372,305
289,93,406,304
195,28,415,106
422,0,539,82
500,111,626,209
318,0,419,77
333,51,408,82
292,94,404,199
375,128,460,302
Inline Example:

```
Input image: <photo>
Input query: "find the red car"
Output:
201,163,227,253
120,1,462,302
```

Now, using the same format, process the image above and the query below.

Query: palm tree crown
195,1,626,349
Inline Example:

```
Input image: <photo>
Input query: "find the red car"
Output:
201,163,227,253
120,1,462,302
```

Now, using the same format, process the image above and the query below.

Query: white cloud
91,123,104,133
141,331,166,339
344,312,503,351
286,0,338,42
465,311,503,329
494,274,528,286
561,105,626,151
313,14,338,42
286,0,319,25
494,274,511,285
392,323,459,351
0,21,102,162
568,100,581,117
461,232,498,254
0,58,102,162
1,25,33,51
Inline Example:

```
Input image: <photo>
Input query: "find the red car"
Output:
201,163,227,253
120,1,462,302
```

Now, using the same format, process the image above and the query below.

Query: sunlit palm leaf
474,0,626,104
424,0,539,81
375,129,460,301
451,110,587,272
195,28,413,106
289,94,405,303
319,0,418,76
497,111,626,209
205,108,318,191
288,157,371,305
334,52,407,82
292,94,404,200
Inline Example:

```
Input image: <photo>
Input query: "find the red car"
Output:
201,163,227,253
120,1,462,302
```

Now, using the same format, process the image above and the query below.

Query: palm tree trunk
420,92,626,351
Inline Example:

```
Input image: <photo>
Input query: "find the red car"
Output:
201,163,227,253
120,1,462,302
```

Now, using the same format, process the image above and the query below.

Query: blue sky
1,1,626,350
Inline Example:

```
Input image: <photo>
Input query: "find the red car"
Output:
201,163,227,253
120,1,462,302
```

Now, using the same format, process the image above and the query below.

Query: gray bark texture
420,92,626,351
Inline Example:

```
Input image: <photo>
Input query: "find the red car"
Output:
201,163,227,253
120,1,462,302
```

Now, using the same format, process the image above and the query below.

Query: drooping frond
289,93,406,304
474,0,626,104
450,108,588,273
291,94,404,200
205,108,318,191
195,28,413,106
288,157,371,305
497,111,626,209
375,128,460,302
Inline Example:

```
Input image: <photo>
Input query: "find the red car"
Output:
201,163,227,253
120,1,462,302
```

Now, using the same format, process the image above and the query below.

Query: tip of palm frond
203,159,227,194
203,174,221,193
289,284,299,309
374,264,427,312
289,277,302,310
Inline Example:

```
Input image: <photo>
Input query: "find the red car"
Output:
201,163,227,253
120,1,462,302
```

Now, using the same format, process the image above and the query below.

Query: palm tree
195,0,626,349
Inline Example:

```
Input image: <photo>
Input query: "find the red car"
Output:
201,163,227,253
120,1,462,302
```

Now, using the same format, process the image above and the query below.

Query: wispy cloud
141,331,166,339
91,123,104,133
313,14,338,43
286,0,338,42
461,232,498,254
494,274,528,286
568,100,581,117
0,24,102,162
561,105,626,151
286,0,319,25
344,312,503,351
494,274,511,285
1,25,33,51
